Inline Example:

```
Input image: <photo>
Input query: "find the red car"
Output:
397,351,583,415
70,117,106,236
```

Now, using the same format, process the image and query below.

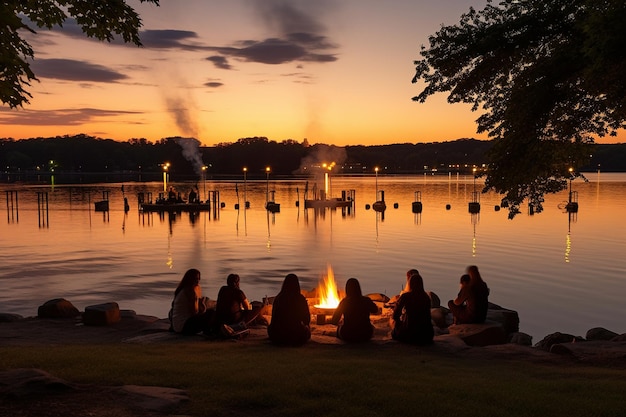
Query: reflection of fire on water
314,264,341,309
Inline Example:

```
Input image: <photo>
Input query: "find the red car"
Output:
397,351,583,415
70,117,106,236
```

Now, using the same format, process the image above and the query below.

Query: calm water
1,173,625,341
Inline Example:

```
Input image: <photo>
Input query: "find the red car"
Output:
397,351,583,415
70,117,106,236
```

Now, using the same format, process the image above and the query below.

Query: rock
509,332,533,346
0,368,77,396
535,332,584,351
0,313,24,322
430,307,449,329
83,302,121,326
427,291,441,308
447,321,507,346
586,327,619,341
612,333,626,342
37,298,80,319
367,293,390,303
0,368,188,414
548,340,626,365
486,308,520,334
120,309,137,319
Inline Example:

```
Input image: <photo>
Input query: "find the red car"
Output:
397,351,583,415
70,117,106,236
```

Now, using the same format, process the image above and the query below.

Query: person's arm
300,296,311,325
239,291,251,310
452,286,469,306
331,300,344,325
369,298,379,314
392,296,404,321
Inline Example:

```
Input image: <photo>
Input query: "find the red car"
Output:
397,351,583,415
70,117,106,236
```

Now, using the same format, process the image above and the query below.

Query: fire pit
309,265,342,325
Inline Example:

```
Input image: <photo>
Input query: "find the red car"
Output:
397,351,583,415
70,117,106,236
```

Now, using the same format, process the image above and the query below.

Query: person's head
280,273,301,295
407,273,425,293
460,274,471,287
176,268,201,295
466,265,483,284
226,273,240,288
345,278,362,297
406,268,419,281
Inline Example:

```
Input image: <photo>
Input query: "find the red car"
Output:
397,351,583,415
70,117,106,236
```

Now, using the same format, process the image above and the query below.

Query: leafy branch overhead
0,0,159,108
412,0,626,217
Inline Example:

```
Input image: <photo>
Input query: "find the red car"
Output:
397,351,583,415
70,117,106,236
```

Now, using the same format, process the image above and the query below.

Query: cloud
252,0,327,35
28,7,339,72
0,107,142,126
30,59,127,82
207,35,337,66
139,29,206,51
204,81,224,88
206,0,338,68
206,55,232,70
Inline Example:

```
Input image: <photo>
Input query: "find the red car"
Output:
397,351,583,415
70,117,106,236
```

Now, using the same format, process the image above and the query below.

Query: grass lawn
1,341,624,417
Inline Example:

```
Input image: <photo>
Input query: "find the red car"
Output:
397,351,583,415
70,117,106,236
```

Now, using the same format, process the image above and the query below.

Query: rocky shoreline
1,296,625,368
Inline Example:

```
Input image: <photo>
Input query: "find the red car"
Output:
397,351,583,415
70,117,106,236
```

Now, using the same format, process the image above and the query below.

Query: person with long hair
331,278,379,343
169,268,214,335
267,273,311,346
448,265,490,324
390,273,434,345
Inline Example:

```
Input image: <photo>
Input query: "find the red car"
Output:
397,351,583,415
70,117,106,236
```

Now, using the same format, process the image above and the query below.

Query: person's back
268,274,311,346
332,278,378,343
392,274,433,344
215,279,246,325
468,280,489,323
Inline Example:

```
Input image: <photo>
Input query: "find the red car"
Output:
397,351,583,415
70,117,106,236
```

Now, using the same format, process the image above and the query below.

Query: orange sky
1,0,623,146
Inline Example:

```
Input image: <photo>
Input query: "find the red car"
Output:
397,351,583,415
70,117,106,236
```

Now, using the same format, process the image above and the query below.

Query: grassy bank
1,341,624,417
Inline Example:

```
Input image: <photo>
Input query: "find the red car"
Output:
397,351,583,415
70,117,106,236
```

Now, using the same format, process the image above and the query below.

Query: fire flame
314,264,341,309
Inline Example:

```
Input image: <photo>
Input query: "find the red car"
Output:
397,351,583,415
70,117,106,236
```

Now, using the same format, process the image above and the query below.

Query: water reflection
1,175,625,341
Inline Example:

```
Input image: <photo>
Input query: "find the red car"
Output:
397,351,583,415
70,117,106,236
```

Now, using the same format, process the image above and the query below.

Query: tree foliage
412,0,626,217
0,0,159,108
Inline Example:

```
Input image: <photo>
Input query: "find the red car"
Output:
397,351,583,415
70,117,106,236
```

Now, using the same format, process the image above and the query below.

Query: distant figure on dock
188,187,198,203
268,273,311,346
390,273,434,345
447,265,490,324
331,278,378,343
169,268,214,335
215,274,263,331
168,187,177,202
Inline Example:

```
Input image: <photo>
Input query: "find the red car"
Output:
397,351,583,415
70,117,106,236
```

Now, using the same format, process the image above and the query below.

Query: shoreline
2,304,625,369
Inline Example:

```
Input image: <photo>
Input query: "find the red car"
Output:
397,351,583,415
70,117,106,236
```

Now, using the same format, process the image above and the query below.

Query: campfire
314,264,341,309
311,264,342,324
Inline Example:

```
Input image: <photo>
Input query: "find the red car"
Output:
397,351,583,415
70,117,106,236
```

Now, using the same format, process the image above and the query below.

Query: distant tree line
0,134,623,183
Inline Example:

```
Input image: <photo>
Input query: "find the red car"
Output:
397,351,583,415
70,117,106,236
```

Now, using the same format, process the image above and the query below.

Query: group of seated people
169,265,490,346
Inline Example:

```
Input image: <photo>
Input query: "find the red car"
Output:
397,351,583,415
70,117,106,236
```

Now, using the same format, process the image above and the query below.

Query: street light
375,167,379,199
568,167,573,201
201,165,207,201
243,167,248,208
472,167,477,192
265,166,271,204
162,162,170,192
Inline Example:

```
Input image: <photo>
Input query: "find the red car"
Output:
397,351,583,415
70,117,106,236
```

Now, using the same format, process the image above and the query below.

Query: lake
1,172,625,342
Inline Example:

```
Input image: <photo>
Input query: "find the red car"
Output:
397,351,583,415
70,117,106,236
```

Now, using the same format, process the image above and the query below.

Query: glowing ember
314,264,341,309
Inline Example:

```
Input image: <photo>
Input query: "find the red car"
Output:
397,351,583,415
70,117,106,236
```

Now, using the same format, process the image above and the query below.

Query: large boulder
586,327,619,341
486,308,520,334
430,307,450,329
447,321,507,346
37,298,80,319
83,302,121,326
535,332,584,351
0,313,24,322
509,332,533,346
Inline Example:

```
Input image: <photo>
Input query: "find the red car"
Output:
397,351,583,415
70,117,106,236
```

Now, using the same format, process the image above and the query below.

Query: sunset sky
2,0,623,146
